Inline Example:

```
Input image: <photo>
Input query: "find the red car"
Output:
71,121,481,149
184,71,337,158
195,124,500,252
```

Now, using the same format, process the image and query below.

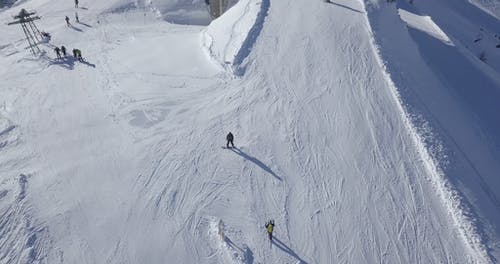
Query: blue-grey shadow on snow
326,1,363,13
403,26,500,148
48,56,76,70
80,59,96,68
272,237,308,264
78,21,92,28
69,24,83,32
233,0,270,76
230,148,282,181
408,27,500,263
47,55,96,69
0,124,15,136
369,2,500,262
225,237,254,263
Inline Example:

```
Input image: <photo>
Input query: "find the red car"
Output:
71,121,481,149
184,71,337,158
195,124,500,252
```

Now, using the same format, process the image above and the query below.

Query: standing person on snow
75,49,82,61
65,16,70,26
226,132,235,148
72,48,82,61
265,220,275,241
75,12,79,23
54,47,61,58
61,46,67,57
75,0,79,8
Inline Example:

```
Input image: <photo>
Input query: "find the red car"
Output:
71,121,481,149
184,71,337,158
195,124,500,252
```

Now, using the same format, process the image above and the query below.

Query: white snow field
1,0,499,263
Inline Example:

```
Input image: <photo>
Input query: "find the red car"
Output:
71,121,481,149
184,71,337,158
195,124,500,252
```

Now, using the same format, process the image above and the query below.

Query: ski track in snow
0,0,499,263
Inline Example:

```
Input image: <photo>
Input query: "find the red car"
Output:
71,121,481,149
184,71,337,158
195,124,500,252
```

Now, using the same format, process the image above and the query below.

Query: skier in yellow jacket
265,220,275,241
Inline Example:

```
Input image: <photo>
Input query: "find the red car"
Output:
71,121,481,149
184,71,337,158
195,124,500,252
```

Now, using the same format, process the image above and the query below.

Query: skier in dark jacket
226,132,234,148
54,47,61,58
265,220,275,241
65,16,70,26
61,46,67,56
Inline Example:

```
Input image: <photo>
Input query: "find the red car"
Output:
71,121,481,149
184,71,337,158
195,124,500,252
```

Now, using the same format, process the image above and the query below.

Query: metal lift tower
7,9,42,56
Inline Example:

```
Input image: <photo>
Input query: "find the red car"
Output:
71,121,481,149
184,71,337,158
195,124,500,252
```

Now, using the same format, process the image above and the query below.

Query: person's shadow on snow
47,55,96,69
69,24,83,32
272,237,308,264
224,237,254,263
80,59,96,68
325,1,363,13
78,21,92,28
230,148,282,181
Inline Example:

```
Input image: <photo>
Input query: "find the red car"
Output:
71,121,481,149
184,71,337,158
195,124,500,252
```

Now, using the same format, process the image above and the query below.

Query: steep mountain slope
1,0,499,263
366,0,500,260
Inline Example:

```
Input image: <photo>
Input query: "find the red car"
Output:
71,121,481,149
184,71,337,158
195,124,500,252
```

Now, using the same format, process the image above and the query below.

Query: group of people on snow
65,0,82,27
55,0,84,62
225,132,276,242
54,46,83,61
62,0,278,242
54,46,66,58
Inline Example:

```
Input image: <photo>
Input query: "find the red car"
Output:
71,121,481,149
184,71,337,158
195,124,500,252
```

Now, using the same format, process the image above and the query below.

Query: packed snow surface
398,9,452,44
1,0,500,263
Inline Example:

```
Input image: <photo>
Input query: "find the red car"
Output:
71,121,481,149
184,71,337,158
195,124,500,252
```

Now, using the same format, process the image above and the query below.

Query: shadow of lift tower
208,0,229,18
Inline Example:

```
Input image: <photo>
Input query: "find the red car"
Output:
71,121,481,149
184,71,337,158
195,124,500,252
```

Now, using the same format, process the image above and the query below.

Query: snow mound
101,0,211,25
106,2,140,14
398,9,453,45
202,0,268,73
208,218,253,264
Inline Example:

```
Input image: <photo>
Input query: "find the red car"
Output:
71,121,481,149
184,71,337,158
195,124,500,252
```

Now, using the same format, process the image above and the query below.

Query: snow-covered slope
366,0,500,261
470,0,500,19
1,0,499,263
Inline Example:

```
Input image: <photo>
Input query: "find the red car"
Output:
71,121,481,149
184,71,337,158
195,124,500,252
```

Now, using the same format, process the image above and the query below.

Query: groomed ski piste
1,0,500,263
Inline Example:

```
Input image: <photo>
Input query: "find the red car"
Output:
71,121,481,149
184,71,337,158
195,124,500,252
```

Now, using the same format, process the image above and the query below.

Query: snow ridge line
361,2,491,263
232,0,270,75
201,0,269,75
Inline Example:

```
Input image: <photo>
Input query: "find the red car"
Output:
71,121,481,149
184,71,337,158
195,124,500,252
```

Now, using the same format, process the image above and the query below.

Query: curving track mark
0,174,52,264
0,125,15,137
